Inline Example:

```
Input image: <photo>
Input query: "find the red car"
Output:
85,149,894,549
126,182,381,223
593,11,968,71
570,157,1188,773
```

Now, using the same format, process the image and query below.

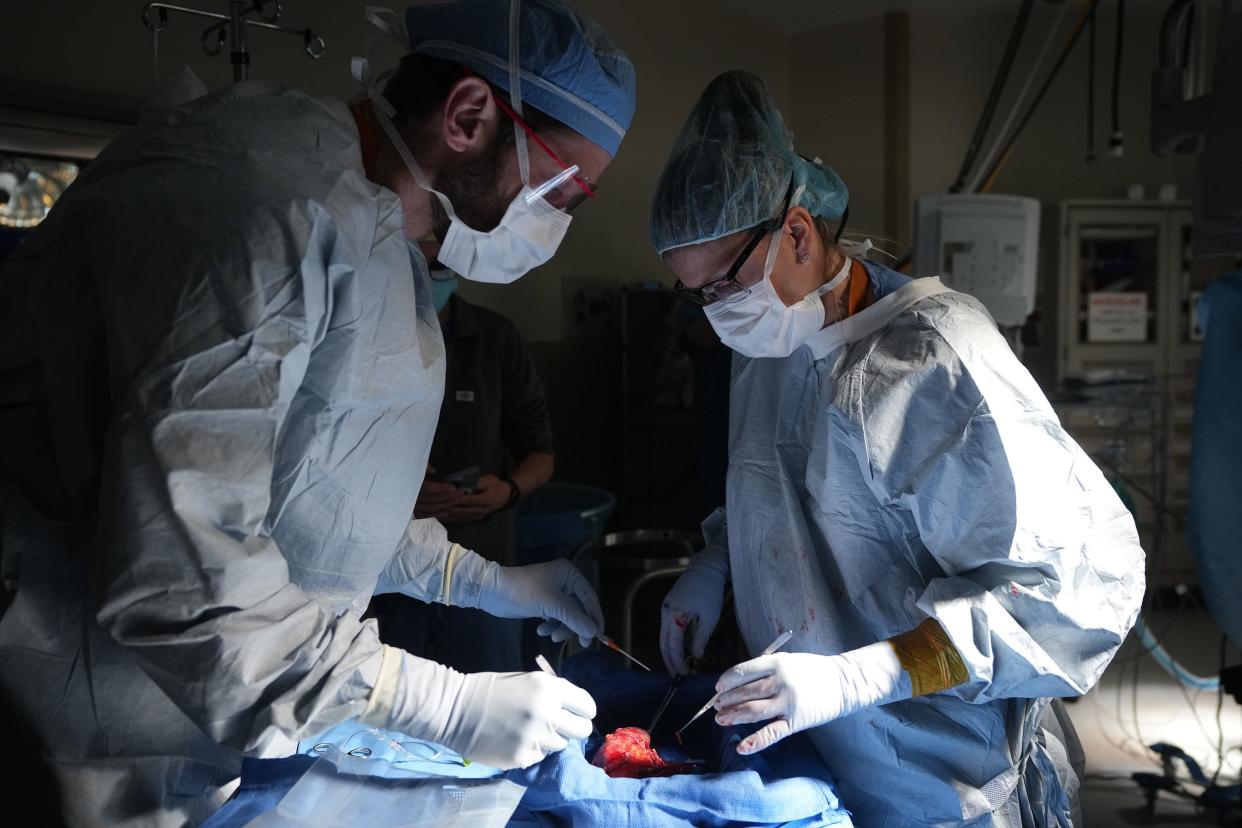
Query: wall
913,4,1201,382
907,4,1198,211
790,15,889,239
787,4,1201,234
786,2,1205,384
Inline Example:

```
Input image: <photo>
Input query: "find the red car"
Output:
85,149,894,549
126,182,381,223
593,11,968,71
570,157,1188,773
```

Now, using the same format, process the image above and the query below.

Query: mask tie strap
350,51,459,223
813,254,852,299
507,0,531,187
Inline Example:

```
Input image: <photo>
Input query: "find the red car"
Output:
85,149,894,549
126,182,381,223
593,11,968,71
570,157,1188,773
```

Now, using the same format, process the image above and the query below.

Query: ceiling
708,0,1178,35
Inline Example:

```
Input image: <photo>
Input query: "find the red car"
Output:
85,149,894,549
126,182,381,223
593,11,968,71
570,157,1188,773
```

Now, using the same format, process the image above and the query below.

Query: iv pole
142,1,326,84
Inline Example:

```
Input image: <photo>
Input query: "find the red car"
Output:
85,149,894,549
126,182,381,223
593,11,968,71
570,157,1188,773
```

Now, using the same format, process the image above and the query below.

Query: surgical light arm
1151,2,1242,258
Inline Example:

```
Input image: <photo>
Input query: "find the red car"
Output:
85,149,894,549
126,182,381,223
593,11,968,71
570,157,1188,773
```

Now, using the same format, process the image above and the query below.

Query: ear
786,206,815,264
441,76,499,154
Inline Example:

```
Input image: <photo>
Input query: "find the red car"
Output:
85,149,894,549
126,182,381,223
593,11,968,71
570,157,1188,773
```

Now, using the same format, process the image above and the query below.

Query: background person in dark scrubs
370,270,556,672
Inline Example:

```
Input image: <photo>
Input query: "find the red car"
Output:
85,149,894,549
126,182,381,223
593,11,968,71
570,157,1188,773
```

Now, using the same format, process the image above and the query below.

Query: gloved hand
360,646,596,770
379,529,604,646
713,641,912,755
476,559,604,647
659,545,729,675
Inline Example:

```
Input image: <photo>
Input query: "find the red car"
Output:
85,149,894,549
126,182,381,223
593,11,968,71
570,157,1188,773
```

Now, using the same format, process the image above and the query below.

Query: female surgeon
652,71,1144,827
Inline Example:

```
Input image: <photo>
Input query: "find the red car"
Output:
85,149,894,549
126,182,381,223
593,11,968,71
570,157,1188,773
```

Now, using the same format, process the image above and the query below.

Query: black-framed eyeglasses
672,183,797,307
672,222,773,306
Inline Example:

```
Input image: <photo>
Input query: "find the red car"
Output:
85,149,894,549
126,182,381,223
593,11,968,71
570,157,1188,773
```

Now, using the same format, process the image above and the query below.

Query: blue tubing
1134,615,1221,691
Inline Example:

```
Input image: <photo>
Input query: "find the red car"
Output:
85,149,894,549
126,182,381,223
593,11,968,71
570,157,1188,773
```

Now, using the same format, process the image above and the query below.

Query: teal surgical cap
650,70,848,255
406,0,636,157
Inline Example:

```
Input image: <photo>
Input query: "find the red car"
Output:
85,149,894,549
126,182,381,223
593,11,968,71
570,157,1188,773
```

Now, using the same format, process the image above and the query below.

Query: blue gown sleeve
93,187,435,754
698,507,733,581
856,299,1145,703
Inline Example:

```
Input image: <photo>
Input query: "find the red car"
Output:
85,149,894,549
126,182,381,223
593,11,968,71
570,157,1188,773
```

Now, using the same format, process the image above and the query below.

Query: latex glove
383,536,602,645
659,545,729,675
476,559,604,647
360,646,596,770
714,641,912,755
380,532,601,645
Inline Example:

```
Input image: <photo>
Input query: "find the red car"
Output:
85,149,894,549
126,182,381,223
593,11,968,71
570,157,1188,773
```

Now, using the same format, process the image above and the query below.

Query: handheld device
441,465,481,494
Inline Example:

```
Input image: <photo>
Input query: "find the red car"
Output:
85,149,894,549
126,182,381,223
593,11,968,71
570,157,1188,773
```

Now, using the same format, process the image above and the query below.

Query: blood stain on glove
591,728,702,779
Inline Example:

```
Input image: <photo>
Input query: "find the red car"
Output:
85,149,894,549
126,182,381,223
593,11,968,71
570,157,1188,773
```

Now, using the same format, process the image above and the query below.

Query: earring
797,253,811,263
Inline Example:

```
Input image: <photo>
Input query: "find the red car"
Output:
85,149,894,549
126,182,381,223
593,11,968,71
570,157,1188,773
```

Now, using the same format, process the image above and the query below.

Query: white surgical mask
435,173,573,284
366,91,574,284
352,8,573,285
704,232,852,358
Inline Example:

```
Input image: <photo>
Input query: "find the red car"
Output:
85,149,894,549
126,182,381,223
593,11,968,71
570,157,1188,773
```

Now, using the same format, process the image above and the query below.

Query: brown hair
382,53,569,150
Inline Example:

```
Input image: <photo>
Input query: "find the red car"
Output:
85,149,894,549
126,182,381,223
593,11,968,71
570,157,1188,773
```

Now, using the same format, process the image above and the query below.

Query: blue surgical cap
650,70,848,255
405,0,636,157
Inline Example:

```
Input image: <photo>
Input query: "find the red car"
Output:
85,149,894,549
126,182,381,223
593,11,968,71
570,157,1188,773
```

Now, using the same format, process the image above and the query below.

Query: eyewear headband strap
464,67,596,199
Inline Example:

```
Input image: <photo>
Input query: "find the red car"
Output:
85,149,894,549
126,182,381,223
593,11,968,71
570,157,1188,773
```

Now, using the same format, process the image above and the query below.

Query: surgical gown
708,261,1144,826
0,81,458,826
